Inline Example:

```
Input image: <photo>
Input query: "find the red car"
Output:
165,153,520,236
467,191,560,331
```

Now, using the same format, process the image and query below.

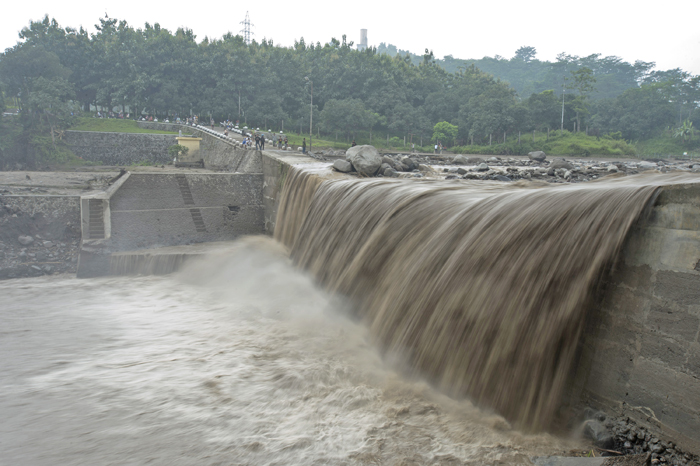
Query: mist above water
0,239,571,465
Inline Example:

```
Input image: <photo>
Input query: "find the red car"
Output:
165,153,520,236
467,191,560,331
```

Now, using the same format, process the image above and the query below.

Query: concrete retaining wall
574,182,700,453
137,122,262,173
107,173,264,251
65,131,176,165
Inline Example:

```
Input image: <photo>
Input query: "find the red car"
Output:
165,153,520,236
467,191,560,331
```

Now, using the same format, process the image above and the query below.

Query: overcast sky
3,0,699,75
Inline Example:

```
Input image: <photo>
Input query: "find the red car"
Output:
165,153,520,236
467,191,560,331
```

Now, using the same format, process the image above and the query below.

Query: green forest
1,15,699,167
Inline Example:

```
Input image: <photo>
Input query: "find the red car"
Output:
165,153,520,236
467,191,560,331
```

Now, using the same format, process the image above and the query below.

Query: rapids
0,239,571,465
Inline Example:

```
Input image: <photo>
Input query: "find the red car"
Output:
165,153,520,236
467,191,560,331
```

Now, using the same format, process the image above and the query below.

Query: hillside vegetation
0,16,698,167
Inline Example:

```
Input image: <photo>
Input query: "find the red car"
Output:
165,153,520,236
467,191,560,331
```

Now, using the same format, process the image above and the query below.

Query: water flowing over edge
275,165,662,431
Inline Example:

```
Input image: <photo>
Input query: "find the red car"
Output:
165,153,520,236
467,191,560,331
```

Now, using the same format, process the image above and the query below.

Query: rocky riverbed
0,197,82,280
580,409,699,465
331,147,700,183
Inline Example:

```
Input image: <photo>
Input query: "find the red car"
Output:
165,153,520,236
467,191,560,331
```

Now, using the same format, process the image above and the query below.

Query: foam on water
0,238,571,465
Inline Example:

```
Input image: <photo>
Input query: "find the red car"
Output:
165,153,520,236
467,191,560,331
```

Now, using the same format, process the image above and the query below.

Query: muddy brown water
4,171,697,464
0,240,572,465
275,170,698,432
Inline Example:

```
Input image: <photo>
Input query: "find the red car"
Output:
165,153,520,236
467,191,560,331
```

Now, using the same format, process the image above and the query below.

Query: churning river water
0,238,572,466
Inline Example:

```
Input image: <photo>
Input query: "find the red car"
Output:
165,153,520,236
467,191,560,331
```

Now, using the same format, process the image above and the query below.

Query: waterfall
275,166,660,430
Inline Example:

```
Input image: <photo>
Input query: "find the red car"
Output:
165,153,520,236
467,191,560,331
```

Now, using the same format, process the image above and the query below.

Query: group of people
239,132,290,151
95,111,131,119
275,135,289,149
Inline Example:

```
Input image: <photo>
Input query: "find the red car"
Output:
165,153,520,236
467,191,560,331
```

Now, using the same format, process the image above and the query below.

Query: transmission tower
239,12,254,45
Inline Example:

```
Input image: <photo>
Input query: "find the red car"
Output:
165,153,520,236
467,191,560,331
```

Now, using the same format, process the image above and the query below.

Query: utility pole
305,77,313,153
561,78,566,134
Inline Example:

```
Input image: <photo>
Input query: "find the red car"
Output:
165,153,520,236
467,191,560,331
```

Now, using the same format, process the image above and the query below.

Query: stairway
88,199,105,239
176,175,207,233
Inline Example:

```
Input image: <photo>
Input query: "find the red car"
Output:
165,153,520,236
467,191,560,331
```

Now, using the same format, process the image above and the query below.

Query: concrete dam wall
61,130,699,456
77,171,265,277
269,165,700,455
574,182,700,453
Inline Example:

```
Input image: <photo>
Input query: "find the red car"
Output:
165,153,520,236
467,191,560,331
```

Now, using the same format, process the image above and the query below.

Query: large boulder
549,159,574,170
346,145,382,176
637,161,658,170
528,151,546,162
383,167,399,178
401,157,417,171
381,156,396,168
453,155,469,165
582,420,614,449
332,159,353,173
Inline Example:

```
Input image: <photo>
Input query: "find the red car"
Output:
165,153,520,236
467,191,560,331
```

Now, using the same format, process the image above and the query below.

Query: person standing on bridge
302,138,306,154
260,133,265,150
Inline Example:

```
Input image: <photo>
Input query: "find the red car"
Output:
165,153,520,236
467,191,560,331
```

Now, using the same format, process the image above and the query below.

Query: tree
459,82,518,144
319,98,372,140
168,144,189,158
513,46,537,62
0,44,71,113
526,90,560,132
570,67,596,132
431,121,458,146
592,84,676,140
25,76,76,146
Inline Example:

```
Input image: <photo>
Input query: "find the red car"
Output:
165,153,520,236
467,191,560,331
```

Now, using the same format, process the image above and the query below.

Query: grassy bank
634,135,700,159
276,130,644,157
70,118,178,134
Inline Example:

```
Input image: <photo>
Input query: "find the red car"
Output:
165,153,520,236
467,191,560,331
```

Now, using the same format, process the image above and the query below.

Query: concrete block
646,305,699,342
654,270,700,306
639,333,687,370
626,359,700,449
682,343,700,379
